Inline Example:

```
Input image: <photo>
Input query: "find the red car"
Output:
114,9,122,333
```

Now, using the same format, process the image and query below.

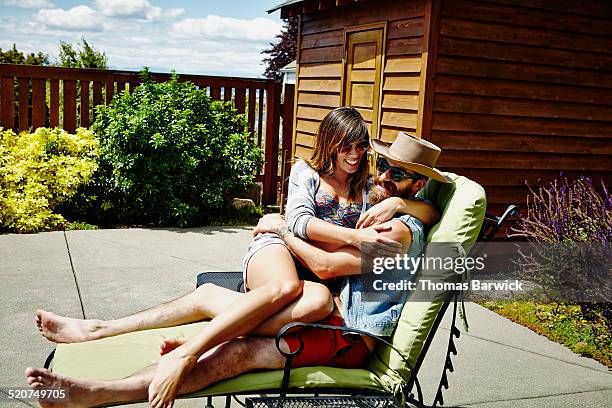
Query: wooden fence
0,63,294,206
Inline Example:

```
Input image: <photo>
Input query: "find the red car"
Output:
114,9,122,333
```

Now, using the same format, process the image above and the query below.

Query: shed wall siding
294,0,426,159
431,0,612,213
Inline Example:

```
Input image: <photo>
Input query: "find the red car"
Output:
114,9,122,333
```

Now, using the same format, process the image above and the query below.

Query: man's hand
148,347,196,408
252,213,288,237
356,197,401,229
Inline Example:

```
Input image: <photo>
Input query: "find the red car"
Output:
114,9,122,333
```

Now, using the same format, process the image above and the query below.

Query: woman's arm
356,197,441,228
305,216,394,249
254,213,401,251
284,160,317,239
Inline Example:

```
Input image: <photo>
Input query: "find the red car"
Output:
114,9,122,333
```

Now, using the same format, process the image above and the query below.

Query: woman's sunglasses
339,140,370,154
376,157,422,182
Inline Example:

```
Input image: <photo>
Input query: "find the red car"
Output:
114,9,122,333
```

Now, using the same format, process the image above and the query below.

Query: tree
0,44,49,65
261,16,298,81
58,38,108,69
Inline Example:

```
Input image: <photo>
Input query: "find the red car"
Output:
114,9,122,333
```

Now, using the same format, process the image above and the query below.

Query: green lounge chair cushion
52,172,486,402
53,322,387,399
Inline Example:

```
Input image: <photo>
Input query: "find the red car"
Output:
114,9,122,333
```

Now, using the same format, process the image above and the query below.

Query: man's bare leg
37,279,332,344
25,337,285,408
35,283,244,343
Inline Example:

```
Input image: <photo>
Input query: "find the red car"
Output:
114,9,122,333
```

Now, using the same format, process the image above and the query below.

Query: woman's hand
252,214,287,237
356,197,401,229
148,347,196,408
351,222,403,251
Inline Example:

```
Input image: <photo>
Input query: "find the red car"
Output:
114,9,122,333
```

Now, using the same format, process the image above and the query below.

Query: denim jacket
339,214,426,337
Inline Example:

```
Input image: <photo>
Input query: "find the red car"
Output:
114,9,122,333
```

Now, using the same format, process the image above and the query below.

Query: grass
65,221,99,230
480,301,612,368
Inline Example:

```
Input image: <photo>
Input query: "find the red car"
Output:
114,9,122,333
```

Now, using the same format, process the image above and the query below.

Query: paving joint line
437,326,611,375
459,387,612,406
63,231,86,319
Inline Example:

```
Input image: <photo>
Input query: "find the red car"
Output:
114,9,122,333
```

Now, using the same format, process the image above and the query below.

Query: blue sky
0,0,285,77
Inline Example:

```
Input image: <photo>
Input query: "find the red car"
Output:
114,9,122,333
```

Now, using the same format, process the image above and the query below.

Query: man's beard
369,175,411,205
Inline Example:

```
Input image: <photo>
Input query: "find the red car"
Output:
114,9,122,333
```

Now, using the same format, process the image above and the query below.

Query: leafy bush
0,127,99,233
89,71,263,227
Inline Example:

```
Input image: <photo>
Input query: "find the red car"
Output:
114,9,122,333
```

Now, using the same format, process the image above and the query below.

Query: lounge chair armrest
274,322,368,357
274,322,411,367
275,321,423,404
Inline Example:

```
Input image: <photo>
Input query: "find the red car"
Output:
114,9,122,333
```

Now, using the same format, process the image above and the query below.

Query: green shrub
89,72,263,227
0,127,99,233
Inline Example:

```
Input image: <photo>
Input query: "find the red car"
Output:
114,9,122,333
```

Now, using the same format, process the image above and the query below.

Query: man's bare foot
160,338,186,355
36,310,103,343
25,367,98,408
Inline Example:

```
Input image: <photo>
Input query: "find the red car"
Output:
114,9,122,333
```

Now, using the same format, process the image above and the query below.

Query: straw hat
371,132,452,183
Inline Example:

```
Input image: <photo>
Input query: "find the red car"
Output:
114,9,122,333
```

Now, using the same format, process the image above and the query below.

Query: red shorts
284,315,371,369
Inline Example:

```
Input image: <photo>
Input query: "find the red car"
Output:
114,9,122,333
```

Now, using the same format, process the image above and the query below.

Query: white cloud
34,6,104,31
172,15,281,42
164,8,185,18
94,0,184,21
4,4,281,77
4,0,53,8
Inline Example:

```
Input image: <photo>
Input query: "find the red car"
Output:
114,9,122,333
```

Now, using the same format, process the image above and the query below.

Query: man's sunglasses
339,139,370,154
376,157,423,182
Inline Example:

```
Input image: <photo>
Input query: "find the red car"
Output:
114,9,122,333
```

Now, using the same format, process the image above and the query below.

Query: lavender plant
512,177,611,243
511,176,611,328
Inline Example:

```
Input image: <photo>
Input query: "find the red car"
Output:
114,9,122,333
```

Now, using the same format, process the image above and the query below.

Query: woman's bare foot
24,367,100,408
36,310,103,343
160,338,186,355
148,349,196,408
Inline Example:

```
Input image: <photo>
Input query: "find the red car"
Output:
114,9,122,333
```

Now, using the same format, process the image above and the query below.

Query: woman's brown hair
308,107,369,201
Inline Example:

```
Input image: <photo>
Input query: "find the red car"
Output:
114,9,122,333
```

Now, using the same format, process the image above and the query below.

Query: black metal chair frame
44,205,518,408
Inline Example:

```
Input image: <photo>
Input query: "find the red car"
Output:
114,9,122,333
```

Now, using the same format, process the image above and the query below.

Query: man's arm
356,197,441,228
278,220,412,280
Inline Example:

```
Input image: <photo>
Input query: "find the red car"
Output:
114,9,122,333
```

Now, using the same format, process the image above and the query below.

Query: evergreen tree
0,44,49,65
261,16,298,81
58,38,108,69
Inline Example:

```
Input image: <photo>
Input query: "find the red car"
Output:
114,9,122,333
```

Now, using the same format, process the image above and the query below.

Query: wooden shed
268,0,612,214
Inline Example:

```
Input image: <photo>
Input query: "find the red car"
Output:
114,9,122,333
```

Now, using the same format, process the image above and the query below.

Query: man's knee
301,285,333,321
194,282,219,297
269,279,303,303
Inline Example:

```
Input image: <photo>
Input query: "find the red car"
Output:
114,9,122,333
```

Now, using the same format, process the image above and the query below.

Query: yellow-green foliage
0,127,99,233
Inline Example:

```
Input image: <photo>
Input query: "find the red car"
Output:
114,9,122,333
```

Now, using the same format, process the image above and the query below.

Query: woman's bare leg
146,245,317,407
161,280,334,352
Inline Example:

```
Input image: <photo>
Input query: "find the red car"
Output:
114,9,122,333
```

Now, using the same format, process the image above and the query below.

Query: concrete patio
1,227,610,407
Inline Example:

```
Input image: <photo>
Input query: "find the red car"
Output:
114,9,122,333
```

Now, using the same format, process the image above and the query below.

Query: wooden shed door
343,28,384,139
